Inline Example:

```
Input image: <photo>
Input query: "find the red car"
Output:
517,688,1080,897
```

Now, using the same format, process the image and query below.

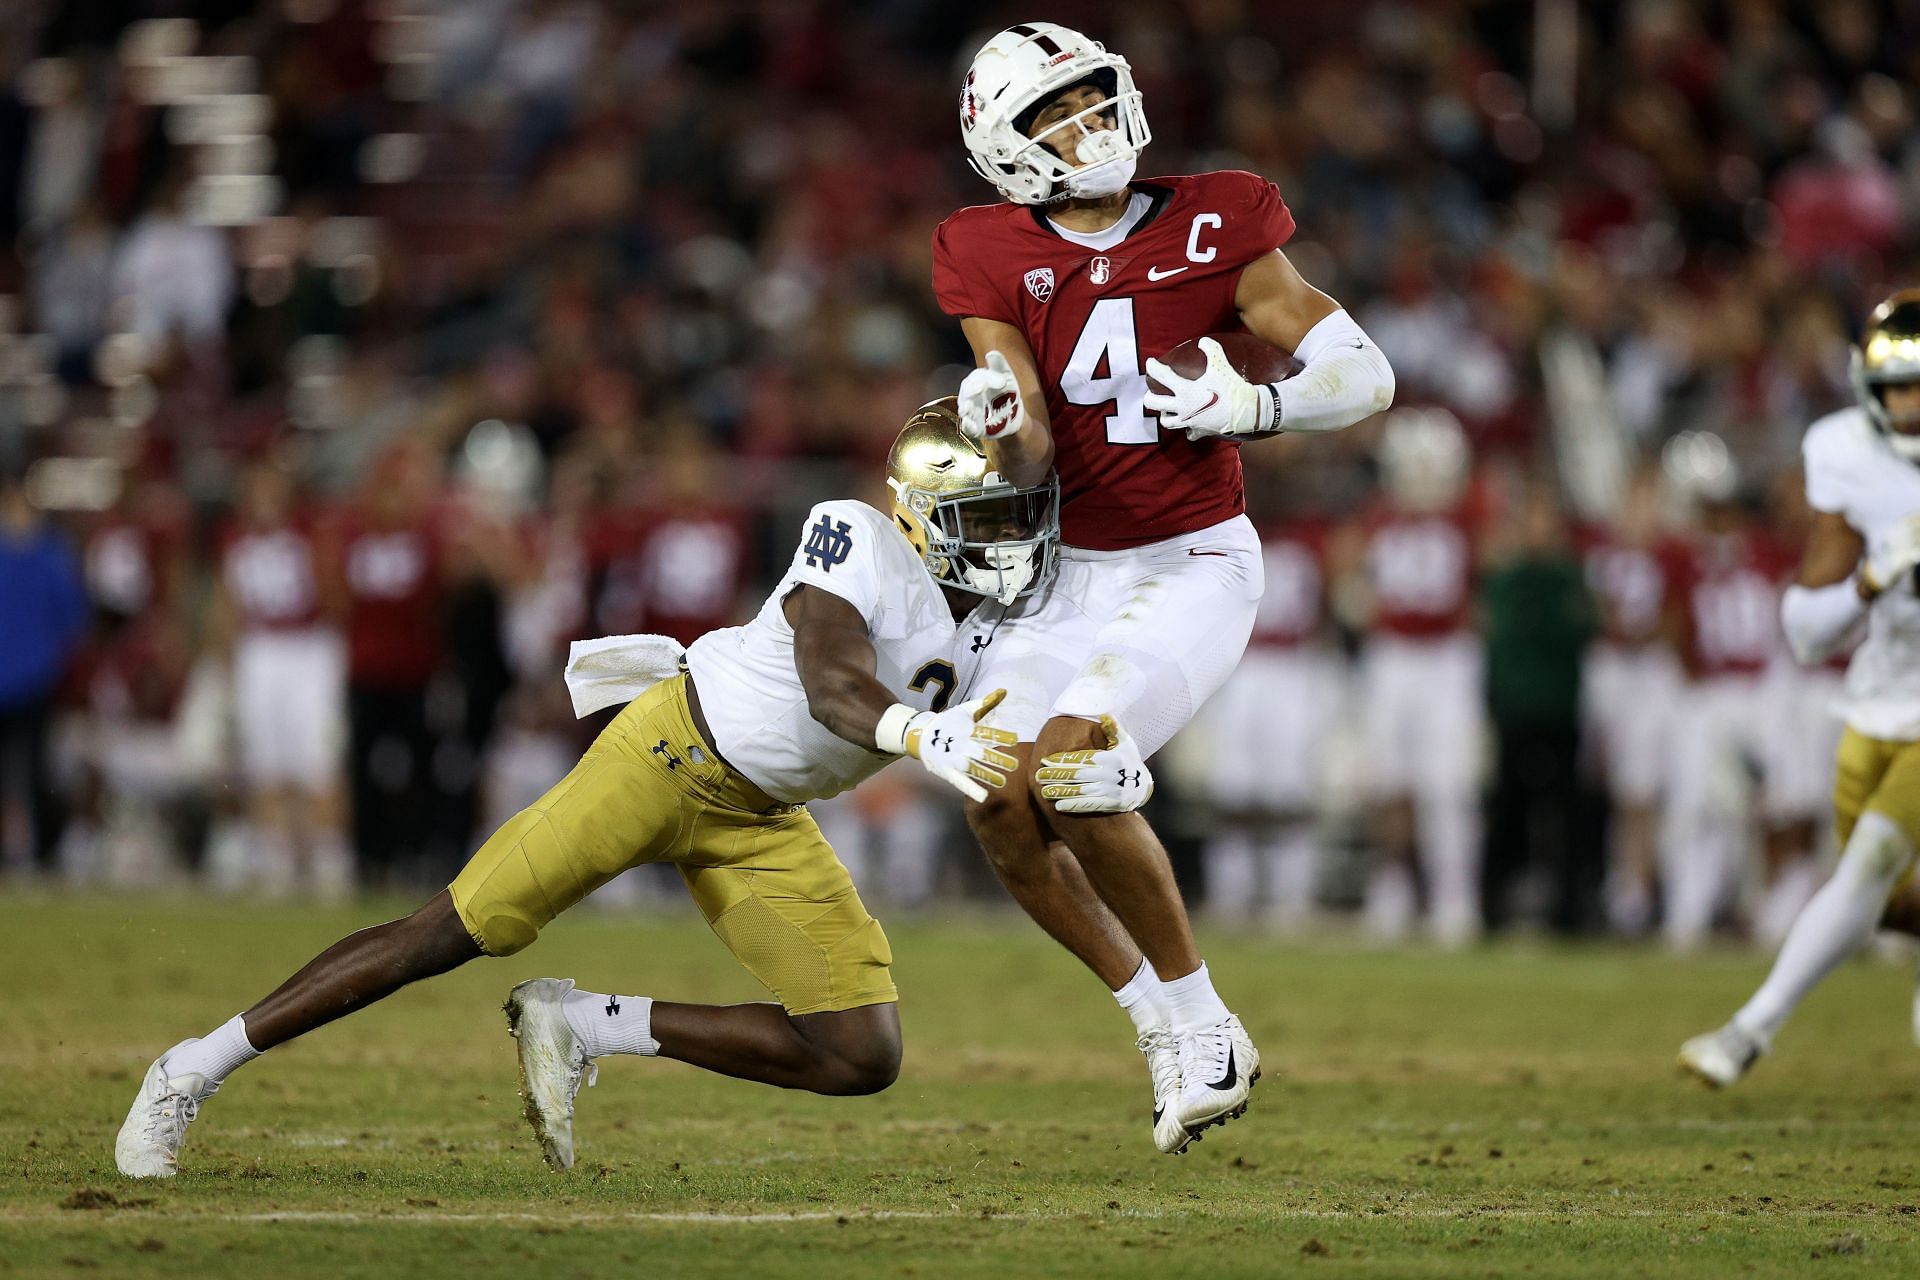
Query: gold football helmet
1852,289,1920,460
886,398,1059,604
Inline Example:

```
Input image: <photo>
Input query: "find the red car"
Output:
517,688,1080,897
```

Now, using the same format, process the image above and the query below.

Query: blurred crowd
2,1,1918,944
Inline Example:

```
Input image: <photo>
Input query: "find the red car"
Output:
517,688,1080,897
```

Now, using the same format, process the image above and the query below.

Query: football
1146,331,1302,397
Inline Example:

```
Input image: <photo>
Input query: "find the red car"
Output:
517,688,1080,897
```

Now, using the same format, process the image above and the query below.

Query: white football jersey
1803,406,1920,739
685,500,978,803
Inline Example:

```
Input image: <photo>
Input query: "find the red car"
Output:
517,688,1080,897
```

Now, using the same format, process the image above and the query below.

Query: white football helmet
1661,430,1740,507
1378,407,1470,512
959,22,1150,206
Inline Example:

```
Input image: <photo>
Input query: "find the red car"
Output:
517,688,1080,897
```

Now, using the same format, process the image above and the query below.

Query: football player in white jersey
1680,291,1920,1085
117,401,1059,1177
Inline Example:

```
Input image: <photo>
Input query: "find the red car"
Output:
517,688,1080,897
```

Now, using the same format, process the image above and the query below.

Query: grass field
4,894,1920,1278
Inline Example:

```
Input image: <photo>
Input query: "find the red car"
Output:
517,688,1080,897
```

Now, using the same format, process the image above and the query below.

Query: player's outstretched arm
1780,507,1877,664
959,317,1054,488
786,585,1016,800
1232,249,1395,436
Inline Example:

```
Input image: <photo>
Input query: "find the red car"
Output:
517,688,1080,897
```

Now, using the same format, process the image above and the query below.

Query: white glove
1035,714,1154,814
1141,337,1271,441
879,689,1018,802
1860,515,1920,597
958,350,1026,441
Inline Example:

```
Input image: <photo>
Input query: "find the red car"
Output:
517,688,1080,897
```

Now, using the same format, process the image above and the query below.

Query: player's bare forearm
1235,250,1339,351
1796,509,1868,594
786,585,897,749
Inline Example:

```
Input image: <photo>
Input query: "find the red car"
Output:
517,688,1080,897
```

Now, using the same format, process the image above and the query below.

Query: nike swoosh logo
1207,1047,1238,1091
1198,391,1218,412
1146,265,1189,280
1187,549,1231,557
1152,1104,1165,1125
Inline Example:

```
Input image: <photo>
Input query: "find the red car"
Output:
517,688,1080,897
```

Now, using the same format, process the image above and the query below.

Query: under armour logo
605,996,620,1016
803,515,854,571
930,728,953,754
1118,769,1143,788
970,634,991,653
652,739,682,769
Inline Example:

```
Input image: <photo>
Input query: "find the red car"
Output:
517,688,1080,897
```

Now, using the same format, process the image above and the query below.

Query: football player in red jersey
211,458,351,899
1658,435,1800,949
1576,464,1690,936
1346,409,1485,945
933,22,1394,1152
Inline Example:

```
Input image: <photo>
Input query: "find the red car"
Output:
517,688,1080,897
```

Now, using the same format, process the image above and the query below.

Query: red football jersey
1576,525,1689,646
591,505,751,646
219,515,325,633
1677,529,1794,677
332,510,443,687
1363,507,1478,638
933,171,1296,550
1249,522,1326,649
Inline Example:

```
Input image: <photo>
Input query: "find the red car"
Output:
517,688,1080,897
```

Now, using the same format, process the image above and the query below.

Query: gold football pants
449,675,896,1015
1833,726,1920,894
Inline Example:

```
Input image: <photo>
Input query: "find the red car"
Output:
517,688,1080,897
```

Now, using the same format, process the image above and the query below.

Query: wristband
874,703,919,755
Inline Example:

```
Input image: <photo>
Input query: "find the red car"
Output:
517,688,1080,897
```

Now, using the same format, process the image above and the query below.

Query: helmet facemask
890,476,1060,606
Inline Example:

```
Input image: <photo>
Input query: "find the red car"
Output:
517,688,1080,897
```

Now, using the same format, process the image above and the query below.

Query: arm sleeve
931,218,1013,323
1267,309,1396,434
1780,579,1868,666
1802,429,1849,515
784,504,882,621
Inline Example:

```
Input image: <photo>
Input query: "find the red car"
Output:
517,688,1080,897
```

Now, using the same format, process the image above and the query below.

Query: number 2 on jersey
1060,298,1156,445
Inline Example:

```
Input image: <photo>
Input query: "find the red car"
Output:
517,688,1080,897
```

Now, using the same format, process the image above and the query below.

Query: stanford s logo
804,515,854,571
1024,267,1055,303
1089,255,1110,285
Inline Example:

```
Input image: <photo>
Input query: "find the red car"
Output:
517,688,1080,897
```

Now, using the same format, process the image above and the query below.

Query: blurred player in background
935,21,1394,1151
1754,467,1851,945
1188,481,1339,932
1681,291,1920,1084
1345,408,1483,945
210,456,351,899
324,440,445,891
1659,434,1796,949
1478,477,1598,935
117,402,1056,1178
1578,465,1689,936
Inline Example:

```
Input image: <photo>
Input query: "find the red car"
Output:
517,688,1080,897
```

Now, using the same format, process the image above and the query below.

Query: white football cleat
115,1043,214,1178
1174,1015,1260,1134
504,978,597,1171
1137,1028,1189,1155
1677,1022,1763,1089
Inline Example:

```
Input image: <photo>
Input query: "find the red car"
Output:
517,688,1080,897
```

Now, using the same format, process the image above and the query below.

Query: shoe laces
144,1073,211,1147
1177,1022,1233,1083
1136,1028,1181,1101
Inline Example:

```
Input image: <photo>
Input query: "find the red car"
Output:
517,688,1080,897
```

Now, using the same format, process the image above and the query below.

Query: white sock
561,988,660,1057
1113,957,1168,1036
1734,812,1915,1047
165,1014,261,1088
1160,962,1232,1035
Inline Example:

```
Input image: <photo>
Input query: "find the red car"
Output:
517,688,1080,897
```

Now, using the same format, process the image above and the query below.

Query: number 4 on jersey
1061,298,1156,445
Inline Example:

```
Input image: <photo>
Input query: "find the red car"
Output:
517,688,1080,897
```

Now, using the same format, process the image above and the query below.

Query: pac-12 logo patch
1089,255,1110,285
1023,267,1055,303
803,514,854,571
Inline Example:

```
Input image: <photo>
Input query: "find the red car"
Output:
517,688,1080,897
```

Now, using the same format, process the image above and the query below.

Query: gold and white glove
1859,515,1920,597
1141,338,1270,441
1036,714,1154,814
876,689,1018,802
958,350,1027,441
